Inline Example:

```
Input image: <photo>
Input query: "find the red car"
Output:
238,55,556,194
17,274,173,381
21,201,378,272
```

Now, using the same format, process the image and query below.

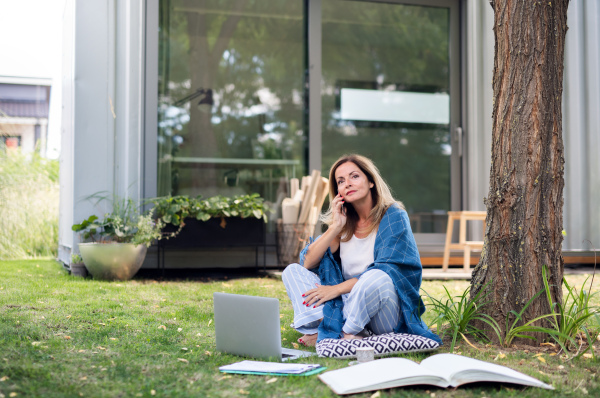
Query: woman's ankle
342,332,362,340
298,333,318,347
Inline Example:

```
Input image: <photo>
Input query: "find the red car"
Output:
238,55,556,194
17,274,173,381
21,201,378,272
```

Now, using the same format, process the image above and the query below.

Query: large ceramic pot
79,242,147,281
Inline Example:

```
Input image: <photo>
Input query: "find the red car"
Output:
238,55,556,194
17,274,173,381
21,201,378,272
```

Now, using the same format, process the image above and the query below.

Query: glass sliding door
152,0,460,245
320,0,459,237
158,0,306,206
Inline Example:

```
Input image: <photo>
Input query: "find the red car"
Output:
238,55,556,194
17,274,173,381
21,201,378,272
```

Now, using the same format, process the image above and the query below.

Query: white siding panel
58,0,76,264
59,0,146,263
563,0,600,249
115,0,145,202
582,0,600,250
563,0,585,250
466,0,599,250
465,0,494,240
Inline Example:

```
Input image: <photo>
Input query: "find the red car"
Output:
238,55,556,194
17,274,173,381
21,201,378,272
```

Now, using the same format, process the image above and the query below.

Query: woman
282,154,441,347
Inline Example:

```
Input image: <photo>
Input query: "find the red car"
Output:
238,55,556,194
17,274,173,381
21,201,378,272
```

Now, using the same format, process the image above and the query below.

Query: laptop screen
213,292,283,360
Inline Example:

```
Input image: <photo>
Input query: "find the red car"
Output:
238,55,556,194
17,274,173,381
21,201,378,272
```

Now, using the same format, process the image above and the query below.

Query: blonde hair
321,154,404,242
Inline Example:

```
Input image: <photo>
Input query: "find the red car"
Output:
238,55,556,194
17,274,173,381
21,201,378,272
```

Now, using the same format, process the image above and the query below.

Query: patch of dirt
439,332,599,356
3,304,38,310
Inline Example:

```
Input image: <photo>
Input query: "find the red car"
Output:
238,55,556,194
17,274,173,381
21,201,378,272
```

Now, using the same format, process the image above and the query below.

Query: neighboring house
0,76,51,156
59,0,599,268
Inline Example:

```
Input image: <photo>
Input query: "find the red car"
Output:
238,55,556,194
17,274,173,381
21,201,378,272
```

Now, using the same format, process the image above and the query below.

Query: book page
420,354,553,389
318,357,448,395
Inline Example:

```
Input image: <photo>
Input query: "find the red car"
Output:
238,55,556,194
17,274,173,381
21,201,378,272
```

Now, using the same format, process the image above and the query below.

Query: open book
319,354,553,395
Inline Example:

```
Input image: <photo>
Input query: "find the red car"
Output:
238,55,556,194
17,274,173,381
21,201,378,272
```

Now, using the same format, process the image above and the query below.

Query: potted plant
149,193,270,249
69,253,87,277
72,196,163,281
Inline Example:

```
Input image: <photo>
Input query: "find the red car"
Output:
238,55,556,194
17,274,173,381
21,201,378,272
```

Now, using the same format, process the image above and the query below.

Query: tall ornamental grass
0,149,59,259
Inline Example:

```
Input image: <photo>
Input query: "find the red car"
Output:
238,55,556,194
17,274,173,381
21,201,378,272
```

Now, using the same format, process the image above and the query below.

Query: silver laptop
213,292,315,361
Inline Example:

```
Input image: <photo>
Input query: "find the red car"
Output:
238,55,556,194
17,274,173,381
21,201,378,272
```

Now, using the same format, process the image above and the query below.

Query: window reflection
158,0,305,203
321,1,451,233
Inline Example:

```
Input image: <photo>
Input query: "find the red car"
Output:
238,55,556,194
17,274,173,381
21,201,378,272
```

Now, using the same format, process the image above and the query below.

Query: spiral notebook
219,360,325,376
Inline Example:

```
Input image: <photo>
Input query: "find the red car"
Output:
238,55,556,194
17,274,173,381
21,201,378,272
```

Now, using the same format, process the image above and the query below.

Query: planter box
160,217,266,248
156,217,267,270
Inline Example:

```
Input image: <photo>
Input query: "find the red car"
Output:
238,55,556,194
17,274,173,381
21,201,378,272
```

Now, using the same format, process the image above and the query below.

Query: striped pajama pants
282,263,400,336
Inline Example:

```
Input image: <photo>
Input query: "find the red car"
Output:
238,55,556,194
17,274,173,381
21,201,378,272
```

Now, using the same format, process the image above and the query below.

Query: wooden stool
442,211,486,271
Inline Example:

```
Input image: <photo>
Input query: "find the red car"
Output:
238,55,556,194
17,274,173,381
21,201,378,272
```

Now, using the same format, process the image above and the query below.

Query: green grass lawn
0,260,598,398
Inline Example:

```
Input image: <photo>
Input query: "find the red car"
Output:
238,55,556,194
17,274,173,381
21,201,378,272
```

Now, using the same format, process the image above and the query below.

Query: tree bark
472,0,569,343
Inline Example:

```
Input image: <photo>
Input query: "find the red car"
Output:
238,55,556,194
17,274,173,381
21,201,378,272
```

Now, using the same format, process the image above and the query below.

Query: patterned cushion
316,333,440,359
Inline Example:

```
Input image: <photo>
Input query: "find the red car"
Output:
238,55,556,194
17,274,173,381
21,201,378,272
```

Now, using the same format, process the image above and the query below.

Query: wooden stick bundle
297,170,321,224
277,171,330,265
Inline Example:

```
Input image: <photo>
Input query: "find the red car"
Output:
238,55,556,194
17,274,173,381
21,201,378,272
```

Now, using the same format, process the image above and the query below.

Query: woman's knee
282,262,303,284
356,269,393,290
353,270,397,303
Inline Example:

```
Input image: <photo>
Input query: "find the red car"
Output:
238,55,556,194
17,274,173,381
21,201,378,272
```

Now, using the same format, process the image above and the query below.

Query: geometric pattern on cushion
316,333,440,359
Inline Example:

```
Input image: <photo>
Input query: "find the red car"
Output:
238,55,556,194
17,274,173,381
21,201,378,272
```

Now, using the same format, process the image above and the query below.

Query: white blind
340,88,449,124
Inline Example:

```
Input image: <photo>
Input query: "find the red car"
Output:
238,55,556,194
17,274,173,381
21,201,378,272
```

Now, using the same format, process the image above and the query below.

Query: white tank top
339,229,377,280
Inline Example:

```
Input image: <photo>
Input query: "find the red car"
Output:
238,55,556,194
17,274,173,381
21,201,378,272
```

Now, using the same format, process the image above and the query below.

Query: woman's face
334,161,374,204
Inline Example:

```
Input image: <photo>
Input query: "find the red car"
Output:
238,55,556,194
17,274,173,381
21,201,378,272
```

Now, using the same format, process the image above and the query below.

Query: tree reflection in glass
321,1,452,233
158,0,305,201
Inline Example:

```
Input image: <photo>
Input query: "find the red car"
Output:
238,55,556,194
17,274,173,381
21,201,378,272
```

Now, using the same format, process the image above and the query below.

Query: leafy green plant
71,215,101,241
584,313,600,359
72,195,163,247
131,212,163,246
147,195,196,227
424,283,501,351
149,193,270,227
70,253,83,264
542,244,598,358
544,270,598,352
195,194,269,222
501,273,572,349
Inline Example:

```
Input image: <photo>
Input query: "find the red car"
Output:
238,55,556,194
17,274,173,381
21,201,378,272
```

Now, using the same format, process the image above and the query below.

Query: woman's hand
331,193,347,233
302,284,341,308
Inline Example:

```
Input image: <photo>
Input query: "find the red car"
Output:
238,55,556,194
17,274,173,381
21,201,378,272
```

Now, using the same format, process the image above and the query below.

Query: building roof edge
0,76,53,86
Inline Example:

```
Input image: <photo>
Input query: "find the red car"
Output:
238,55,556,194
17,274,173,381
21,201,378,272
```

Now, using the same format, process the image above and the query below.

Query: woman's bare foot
342,332,363,340
298,334,318,347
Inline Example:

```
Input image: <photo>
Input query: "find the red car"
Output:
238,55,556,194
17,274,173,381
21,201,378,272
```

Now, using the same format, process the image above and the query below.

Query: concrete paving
265,265,597,281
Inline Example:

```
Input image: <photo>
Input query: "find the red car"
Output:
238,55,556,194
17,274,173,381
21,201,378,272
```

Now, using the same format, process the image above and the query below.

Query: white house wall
465,0,599,251
58,0,75,264
59,0,146,263
115,0,146,201
563,0,600,250
465,0,494,218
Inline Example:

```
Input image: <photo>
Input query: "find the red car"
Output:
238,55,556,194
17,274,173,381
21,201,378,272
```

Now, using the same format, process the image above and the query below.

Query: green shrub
72,194,164,247
544,265,599,357
423,283,500,350
0,149,59,259
148,193,270,227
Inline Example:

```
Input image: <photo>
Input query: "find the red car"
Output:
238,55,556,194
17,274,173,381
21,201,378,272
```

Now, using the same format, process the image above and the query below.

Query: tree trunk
471,0,569,344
